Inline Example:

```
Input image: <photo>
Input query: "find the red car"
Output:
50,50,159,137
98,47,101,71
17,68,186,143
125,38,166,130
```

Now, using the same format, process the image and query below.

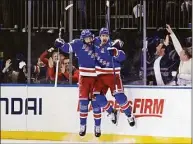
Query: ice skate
108,109,118,124
79,125,86,136
94,126,101,137
127,114,135,127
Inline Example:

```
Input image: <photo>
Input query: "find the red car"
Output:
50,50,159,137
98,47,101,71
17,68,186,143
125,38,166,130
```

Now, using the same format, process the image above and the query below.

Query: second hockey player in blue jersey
93,27,136,127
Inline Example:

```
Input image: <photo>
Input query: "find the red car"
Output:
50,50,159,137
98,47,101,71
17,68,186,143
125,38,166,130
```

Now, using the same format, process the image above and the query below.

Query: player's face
84,37,93,45
100,34,109,44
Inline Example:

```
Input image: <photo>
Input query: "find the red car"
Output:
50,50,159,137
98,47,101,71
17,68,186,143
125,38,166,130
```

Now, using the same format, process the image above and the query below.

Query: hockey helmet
99,27,109,36
80,29,94,40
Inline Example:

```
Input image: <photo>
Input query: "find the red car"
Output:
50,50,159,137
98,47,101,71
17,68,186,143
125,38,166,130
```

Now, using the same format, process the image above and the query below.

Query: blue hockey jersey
59,39,97,76
93,37,126,75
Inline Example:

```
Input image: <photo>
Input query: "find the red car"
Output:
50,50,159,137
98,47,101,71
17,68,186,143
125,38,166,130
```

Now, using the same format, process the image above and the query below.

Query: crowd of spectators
0,48,79,84
0,0,192,86
0,24,192,86
139,25,192,86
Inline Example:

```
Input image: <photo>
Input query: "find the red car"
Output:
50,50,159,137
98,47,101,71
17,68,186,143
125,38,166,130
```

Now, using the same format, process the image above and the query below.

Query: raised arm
40,47,55,66
166,24,183,56
2,59,12,73
55,39,81,54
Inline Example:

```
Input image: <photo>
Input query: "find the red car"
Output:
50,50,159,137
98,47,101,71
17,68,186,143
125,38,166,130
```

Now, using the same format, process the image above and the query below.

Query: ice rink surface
1,140,110,144
1,140,86,143
2,140,61,143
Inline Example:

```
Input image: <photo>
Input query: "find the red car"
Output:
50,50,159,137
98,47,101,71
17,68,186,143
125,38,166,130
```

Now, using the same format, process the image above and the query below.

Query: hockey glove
54,38,65,48
112,39,124,49
107,47,118,57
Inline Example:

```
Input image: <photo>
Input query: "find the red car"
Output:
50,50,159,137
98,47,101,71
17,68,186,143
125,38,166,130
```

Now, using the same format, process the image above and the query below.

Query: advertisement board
0,86,191,143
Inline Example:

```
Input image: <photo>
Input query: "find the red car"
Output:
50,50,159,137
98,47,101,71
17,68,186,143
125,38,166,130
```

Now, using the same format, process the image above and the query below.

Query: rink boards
0,85,191,143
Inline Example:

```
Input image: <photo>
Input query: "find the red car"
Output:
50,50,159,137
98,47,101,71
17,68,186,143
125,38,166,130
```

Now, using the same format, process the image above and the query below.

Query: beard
86,42,92,45
102,39,107,43
100,39,108,46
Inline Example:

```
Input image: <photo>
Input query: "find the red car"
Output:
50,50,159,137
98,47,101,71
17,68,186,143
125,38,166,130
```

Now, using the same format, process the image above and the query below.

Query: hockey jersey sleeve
60,39,82,54
113,50,126,62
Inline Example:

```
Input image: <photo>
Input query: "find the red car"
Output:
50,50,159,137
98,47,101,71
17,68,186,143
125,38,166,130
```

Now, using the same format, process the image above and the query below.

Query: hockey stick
106,0,120,126
106,0,118,93
55,4,74,87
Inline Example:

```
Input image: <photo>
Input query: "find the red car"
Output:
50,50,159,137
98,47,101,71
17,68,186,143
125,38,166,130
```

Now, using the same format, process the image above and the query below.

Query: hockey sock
114,93,131,117
79,100,89,125
91,100,101,126
95,94,113,114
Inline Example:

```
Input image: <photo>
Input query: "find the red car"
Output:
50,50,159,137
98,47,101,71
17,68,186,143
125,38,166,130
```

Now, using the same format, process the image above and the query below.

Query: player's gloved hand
54,38,65,48
107,47,118,56
112,39,124,49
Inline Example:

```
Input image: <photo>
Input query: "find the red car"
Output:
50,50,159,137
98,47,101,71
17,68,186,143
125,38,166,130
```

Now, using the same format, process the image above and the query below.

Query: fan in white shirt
166,24,192,86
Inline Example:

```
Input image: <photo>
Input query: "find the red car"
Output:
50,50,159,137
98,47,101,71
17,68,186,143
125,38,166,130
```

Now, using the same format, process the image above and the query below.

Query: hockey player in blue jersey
93,27,135,127
55,29,107,137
